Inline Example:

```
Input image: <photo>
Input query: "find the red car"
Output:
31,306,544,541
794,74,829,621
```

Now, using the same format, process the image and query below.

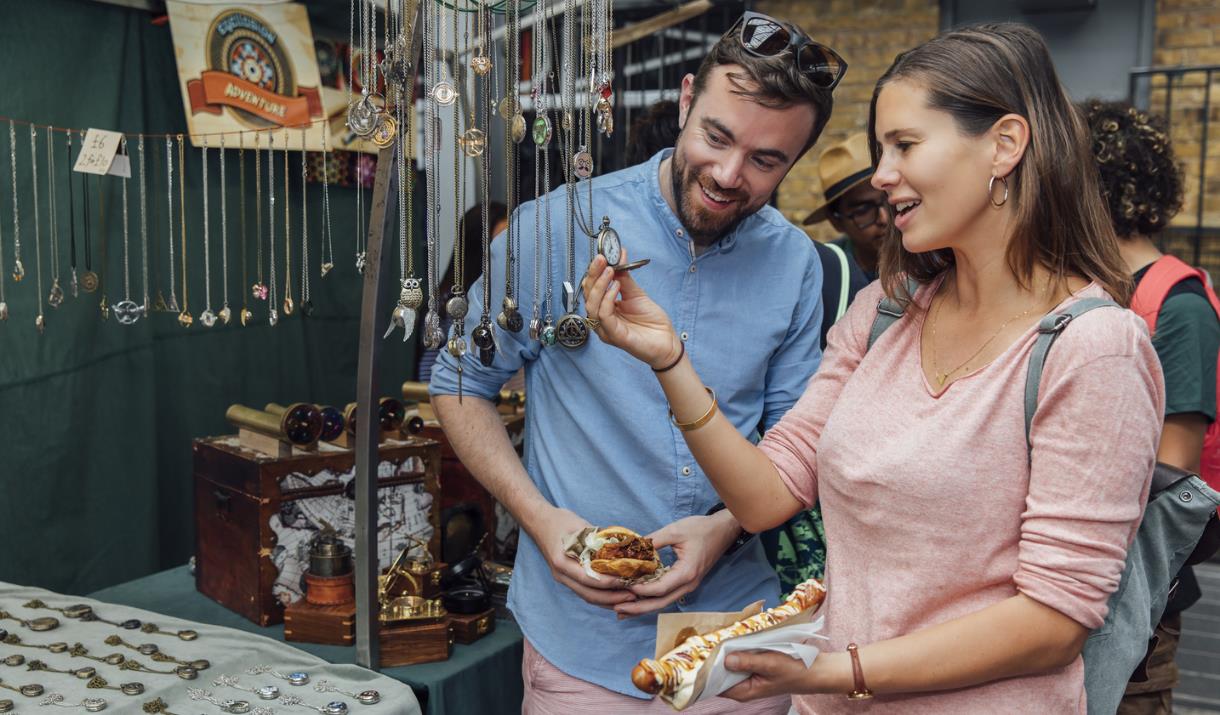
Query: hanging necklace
470,7,497,365
239,143,253,326
138,136,150,319
66,131,78,298
175,135,192,327
280,130,294,317
251,130,268,304
151,139,167,313
30,126,45,333
497,0,523,334
319,122,335,278
421,0,445,351
164,136,179,312
218,133,231,325
458,12,486,159
384,5,421,342
113,137,140,325
299,128,312,317
537,7,557,347
347,0,383,138
199,137,216,327
267,130,278,326
371,4,398,150
445,0,470,399
554,0,589,350
0,132,6,320
928,285,1038,387
9,121,25,284
79,135,98,295
96,165,110,321
46,127,64,308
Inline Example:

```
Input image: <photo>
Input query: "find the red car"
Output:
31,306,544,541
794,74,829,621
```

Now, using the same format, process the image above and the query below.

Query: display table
91,566,524,715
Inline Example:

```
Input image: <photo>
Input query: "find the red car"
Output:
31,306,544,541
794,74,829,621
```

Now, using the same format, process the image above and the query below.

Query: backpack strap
1023,297,1122,459
867,276,921,350
823,241,852,322
1132,255,1210,334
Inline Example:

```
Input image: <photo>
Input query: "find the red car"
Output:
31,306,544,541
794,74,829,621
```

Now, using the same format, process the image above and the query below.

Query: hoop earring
988,175,1009,208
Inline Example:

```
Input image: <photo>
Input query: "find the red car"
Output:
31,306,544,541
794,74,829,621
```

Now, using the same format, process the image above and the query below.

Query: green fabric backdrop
0,0,422,595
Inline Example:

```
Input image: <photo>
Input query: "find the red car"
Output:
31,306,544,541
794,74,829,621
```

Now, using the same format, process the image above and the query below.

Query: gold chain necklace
929,285,1039,387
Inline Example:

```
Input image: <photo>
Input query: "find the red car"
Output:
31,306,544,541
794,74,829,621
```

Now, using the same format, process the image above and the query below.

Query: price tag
73,128,125,176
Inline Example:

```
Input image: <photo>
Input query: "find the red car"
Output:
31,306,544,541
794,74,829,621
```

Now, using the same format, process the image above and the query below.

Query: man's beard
670,146,755,246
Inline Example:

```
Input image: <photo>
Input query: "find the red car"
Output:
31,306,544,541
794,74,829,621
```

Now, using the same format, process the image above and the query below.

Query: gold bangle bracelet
669,388,717,432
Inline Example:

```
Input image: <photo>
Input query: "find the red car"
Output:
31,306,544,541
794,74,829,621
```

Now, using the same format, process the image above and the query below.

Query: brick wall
1153,0,1220,264
756,0,940,241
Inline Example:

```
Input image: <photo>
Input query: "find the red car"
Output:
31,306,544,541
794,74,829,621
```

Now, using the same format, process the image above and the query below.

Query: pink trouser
522,639,793,714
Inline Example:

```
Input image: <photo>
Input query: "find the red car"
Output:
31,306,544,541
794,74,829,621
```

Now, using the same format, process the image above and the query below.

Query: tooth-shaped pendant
218,306,231,325
240,308,253,326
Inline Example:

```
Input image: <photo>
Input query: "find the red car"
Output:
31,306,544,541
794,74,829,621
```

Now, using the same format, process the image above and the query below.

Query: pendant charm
81,270,99,293
383,305,412,341
35,314,45,334
167,292,180,313
371,114,397,148
301,300,315,318
70,268,78,297
597,216,622,266
177,310,193,328
528,316,541,341
459,128,486,158
153,291,168,312
355,252,367,274
498,97,519,120
510,113,527,144
0,302,7,321
540,321,557,347
346,92,380,137
199,309,216,328
402,278,424,309
573,149,593,179
556,313,590,349
219,305,232,325
11,259,24,282
240,308,253,326
269,308,279,327
283,297,295,316
472,323,496,367
447,335,467,358
251,282,268,301
598,109,614,137
431,81,458,106
321,261,334,278
99,298,109,321
113,300,141,325
532,115,552,146
47,280,64,308
423,310,443,349
497,298,523,333
471,55,493,76
446,293,469,321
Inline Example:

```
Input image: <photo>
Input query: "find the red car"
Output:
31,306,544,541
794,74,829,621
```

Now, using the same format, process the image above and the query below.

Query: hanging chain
220,132,229,318
165,136,177,309
120,137,130,301
31,125,44,329
139,136,149,312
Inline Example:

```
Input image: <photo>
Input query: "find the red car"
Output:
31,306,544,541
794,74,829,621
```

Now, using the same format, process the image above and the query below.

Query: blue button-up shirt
430,149,823,697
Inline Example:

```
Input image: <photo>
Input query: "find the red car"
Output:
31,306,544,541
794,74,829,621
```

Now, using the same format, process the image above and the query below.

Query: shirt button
689,264,696,273
681,465,692,476
680,331,689,341
676,229,684,237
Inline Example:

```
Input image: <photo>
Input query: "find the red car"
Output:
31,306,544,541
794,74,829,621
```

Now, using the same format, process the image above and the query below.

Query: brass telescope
401,380,524,408
343,397,407,435
266,403,345,442
225,403,323,446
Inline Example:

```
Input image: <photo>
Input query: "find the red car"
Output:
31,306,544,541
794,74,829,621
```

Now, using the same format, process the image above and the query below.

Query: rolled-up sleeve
1015,314,1166,629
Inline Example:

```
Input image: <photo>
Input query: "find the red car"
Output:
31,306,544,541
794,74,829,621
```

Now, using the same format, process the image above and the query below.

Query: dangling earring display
988,174,1009,208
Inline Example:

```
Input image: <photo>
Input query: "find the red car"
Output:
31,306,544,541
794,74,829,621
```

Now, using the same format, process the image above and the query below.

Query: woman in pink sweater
581,23,1165,713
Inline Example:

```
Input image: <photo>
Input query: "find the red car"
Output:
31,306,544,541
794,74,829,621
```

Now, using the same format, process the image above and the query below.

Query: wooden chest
420,410,524,562
193,436,441,626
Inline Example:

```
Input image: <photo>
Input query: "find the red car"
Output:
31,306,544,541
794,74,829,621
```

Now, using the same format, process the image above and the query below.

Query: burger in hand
589,526,662,579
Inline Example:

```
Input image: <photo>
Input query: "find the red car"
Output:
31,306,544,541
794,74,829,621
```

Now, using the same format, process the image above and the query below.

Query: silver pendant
113,300,141,325
423,310,443,349
597,216,622,266
47,279,64,308
346,92,380,137
432,82,458,106
573,149,593,179
459,128,486,158
0,301,7,321
383,305,416,342
528,316,541,341
320,261,334,278
497,308,523,333
268,308,278,327
541,322,557,347
219,305,232,325
70,268,78,297
167,292,180,313
556,313,590,349
199,309,217,328
11,259,24,282
355,252,367,274
532,115,552,147
446,293,469,321
447,335,467,358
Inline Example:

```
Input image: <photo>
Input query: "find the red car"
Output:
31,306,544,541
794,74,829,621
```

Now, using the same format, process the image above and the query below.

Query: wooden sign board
167,1,328,150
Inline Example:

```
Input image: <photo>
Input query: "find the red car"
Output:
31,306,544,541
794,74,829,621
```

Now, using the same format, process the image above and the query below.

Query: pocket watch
596,216,622,267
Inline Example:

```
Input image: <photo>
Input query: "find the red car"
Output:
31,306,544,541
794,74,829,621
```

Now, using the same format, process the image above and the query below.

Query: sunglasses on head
730,11,847,91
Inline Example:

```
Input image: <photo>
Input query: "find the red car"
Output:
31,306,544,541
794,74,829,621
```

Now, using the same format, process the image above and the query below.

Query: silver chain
31,126,44,319
166,136,176,305
202,137,212,312
220,132,229,311
321,122,334,275
139,136,149,309
9,121,20,273
46,127,59,285
268,130,277,322
120,136,130,300
300,128,309,306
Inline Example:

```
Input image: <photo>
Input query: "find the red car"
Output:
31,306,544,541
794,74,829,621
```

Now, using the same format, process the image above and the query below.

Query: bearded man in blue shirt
430,12,843,712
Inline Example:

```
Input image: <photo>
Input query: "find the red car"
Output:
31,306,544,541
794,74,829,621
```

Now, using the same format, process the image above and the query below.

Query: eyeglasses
832,199,888,230
731,11,848,91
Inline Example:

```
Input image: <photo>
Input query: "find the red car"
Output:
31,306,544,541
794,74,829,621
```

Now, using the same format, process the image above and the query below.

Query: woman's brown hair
867,23,1133,306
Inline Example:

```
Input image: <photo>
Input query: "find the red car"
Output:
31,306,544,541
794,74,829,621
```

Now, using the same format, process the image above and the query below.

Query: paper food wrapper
562,526,668,585
654,605,827,710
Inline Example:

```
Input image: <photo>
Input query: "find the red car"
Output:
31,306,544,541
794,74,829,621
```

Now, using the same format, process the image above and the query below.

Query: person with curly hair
1084,98,1220,715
